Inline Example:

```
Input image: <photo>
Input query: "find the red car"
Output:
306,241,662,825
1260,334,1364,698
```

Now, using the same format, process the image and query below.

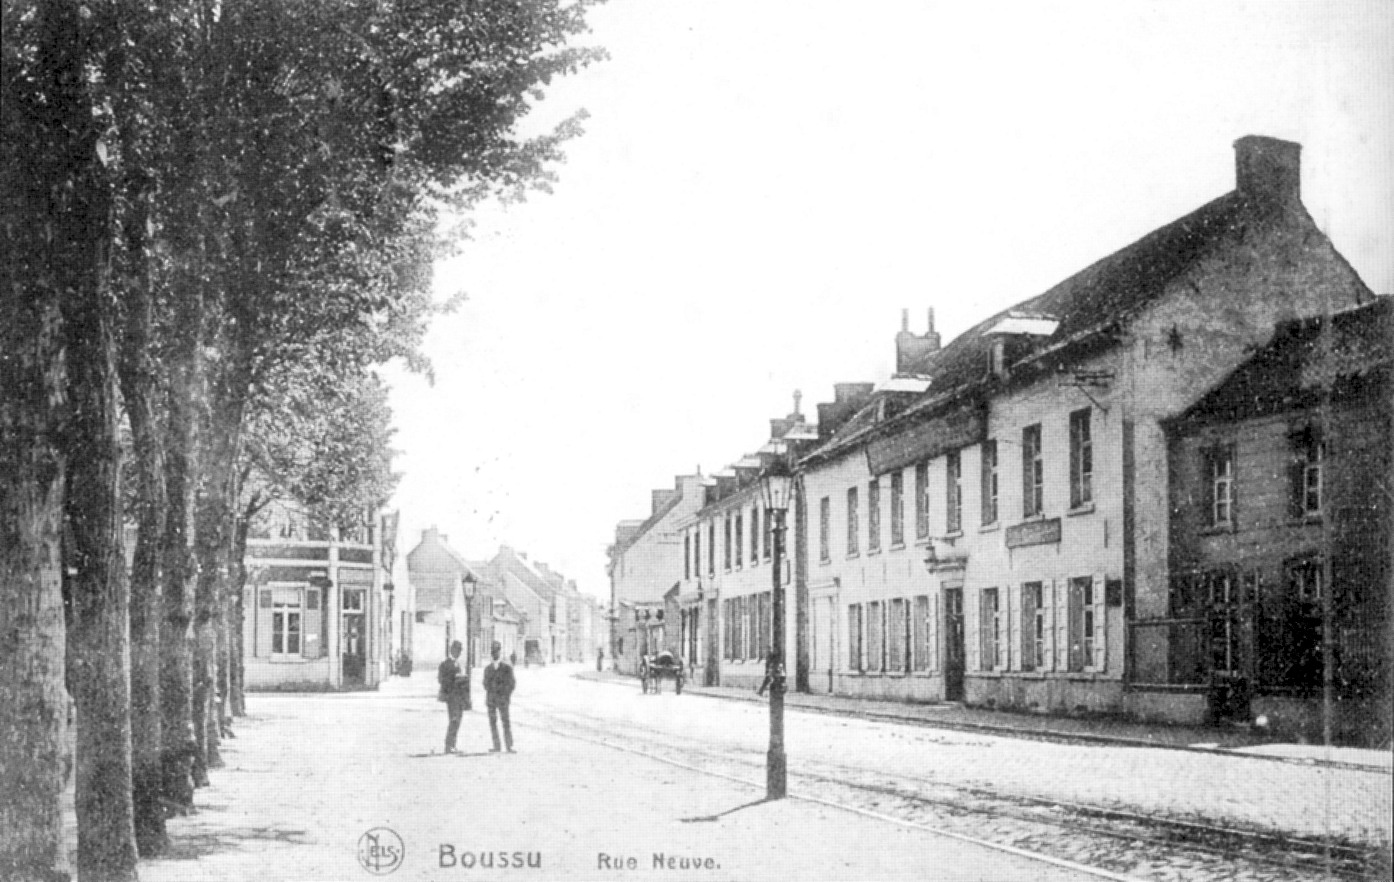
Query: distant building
608,473,708,674
405,527,525,668
241,500,390,691
1158,298,1390,742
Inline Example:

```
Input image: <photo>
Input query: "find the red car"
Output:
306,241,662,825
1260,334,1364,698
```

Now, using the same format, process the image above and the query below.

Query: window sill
1287,514,1323,526
979,522,1000,533
942,530,964,541
818,557,831,566
1020,511,1047,523
867,548,882,557
890,541,906,551
846,553,860,560
1198,523,1235,536
1066,503,1096,517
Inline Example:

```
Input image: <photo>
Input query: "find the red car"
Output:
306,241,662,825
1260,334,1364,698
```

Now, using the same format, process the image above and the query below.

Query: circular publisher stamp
357,827,405,875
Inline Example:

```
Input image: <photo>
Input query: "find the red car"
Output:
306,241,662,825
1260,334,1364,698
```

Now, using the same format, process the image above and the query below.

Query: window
735,511,743,567
848,604,863,672
946,451,962,534
888,598,908,672
684,533,691,580
1205,445,1235,527
890,471,904,546
694,531,701,581
867,478,881,552
819,496,831,562
1290,429,1324,518
846,486,860,556
1066,576,1104,671
980,588,999,671
723,598,734,660
707,523,716,576
1021,582,1043,671
867,600,883,672
763,503,772,560
915,462,929,539
981,440,998,526
1069,409,1092,508
1277,558,1323,690
1022,424,1043,517
912,595,931,671
272,597,302,656
750,506,760,566
724,514,732,571
757,592,770,660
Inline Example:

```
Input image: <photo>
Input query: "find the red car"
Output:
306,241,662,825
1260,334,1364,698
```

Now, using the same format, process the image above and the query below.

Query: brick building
1156,298,1390,742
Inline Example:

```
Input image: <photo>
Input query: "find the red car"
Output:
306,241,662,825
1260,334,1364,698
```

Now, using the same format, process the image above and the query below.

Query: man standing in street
438,640,470,754
483,640,515,753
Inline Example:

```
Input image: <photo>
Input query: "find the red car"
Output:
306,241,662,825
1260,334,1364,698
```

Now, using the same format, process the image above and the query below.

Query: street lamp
758,458,794,800
462,572,478,669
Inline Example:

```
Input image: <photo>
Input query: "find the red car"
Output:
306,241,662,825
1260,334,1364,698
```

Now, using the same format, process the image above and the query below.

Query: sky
383,0,1394,602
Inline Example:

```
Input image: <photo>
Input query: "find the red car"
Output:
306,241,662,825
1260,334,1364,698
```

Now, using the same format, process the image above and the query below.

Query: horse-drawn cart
639,650,685,694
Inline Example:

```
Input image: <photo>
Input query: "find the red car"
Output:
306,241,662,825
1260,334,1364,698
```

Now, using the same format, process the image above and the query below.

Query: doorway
341,588,366,686
943,586,965,701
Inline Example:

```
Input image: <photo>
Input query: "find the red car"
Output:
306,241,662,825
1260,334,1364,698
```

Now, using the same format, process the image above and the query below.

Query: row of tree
1,2,602,880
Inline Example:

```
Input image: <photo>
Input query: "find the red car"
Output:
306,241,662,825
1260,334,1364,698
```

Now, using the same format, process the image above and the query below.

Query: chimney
817,383,876,440
1234,135,1300,205
895,308,943,373
651,488,678,514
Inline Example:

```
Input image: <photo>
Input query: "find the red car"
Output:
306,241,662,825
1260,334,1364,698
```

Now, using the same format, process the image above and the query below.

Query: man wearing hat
438,640,470,753
482,640,516,752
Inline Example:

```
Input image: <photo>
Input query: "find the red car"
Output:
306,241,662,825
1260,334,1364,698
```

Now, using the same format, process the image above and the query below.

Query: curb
574,670,1391,774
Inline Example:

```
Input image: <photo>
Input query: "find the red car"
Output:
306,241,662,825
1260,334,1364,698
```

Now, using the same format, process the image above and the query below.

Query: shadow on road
406,751,497,758
159,825,311,861
680,797,776,823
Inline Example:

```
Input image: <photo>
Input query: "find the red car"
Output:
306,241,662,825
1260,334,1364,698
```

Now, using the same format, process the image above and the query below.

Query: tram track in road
524,703,1385,882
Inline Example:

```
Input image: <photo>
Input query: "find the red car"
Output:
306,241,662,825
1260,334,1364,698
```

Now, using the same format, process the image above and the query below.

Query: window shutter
302,589,317,659
1007,584,1021,671
1092,572,1107,671
1199,448,1214,524
965,592,979,672
1019,585,1035,670
929,593,940,673
1287,458,1306,519
256,598,272,658
1052,579,1068,671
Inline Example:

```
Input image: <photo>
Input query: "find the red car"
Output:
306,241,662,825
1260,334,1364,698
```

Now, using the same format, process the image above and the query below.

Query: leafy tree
3,0,603,876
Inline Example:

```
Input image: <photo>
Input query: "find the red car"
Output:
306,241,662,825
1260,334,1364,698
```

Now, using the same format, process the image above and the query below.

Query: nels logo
358,827,405,875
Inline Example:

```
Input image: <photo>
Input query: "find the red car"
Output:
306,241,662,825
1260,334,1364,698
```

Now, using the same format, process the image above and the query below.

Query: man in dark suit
438,640,470,754
482,640,516,753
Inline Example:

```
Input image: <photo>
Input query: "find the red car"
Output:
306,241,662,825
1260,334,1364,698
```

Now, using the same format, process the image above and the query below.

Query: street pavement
135,668,1124,882
580,668,1392,770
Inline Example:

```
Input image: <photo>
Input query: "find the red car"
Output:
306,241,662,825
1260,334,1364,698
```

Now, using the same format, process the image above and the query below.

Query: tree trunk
0,275,73,882
193,406,242,775
118,266,169,857
160,352,199,811
61,232,141,882
35,1,141,876
229,516,250,717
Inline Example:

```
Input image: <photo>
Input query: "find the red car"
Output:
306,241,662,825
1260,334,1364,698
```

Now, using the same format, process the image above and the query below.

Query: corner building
794,136,1375,719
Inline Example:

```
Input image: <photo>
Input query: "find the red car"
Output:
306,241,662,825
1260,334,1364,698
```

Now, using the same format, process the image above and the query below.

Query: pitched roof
806,185,1335,464
611,484,688,558
1170,297,1392,426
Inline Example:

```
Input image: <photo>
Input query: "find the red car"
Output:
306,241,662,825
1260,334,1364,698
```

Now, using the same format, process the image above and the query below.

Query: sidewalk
576,669,1393,772
137,682,1114,882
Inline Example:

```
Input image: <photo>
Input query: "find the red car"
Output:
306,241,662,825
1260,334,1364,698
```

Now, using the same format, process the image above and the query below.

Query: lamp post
462,572,478,669
758,460,793,800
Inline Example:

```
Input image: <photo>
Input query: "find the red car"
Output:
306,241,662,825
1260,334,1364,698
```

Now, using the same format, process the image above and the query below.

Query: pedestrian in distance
483,640,516,753
438,640,471,754
596,646,604,671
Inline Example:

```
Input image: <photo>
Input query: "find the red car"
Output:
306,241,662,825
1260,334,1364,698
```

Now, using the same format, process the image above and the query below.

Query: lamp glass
758,468,794,513
462,572,477,599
